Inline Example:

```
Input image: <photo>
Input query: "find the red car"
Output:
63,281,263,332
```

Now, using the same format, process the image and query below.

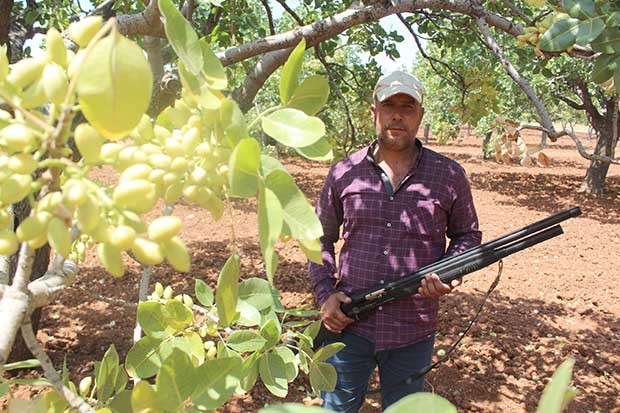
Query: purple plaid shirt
309,139,482,351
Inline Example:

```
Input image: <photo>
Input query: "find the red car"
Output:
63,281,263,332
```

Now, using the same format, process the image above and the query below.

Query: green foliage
287,75,330,116
537,358,578,413
413,7,589,143
2,277,328,410
228,138,261,197
0,359,52,400
94,345,127,403
280,39,307,105
13,0,80,35
260,404,330,413
0,0,330,271
215,253,241,327
1,1,601,411
261,108,326,148
414,42,509,141
96,280,326,410
384,393,457,412
536,1,620,88
0,1,336,411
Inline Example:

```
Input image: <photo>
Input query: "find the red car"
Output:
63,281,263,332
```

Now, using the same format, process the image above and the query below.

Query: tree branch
116,0,164,37
473,9,619,165
0,255,8,285
397,13,464,90
108,0,595,109
21,320,95,413
0,258,77,312
555,93,585,111
560,131,620,165
314,44,358,152
223,0,536,106
0,242,35,369
0,206,11,285
259,0,277,35
233,48,291,112
475,14,557,138
573,76,603,127
274,0,304,25
500,0,531,25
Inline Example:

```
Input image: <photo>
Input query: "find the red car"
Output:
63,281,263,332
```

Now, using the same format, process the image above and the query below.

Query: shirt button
383,250,388,255
386,222,392,228
389,196,394,201
380,280,384,284
378,306,383,311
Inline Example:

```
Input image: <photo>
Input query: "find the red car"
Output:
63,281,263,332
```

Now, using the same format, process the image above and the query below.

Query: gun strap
367,260,503,395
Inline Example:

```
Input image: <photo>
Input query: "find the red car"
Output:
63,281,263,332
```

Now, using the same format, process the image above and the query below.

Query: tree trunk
540,130,547,148
423,123,430,144
0,1,12,55
482,130,493,159
7,201,51,362
579,122,617,196
581,159,610,196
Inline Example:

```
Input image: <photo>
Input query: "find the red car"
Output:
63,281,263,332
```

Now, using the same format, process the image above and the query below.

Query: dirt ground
3,131,620,412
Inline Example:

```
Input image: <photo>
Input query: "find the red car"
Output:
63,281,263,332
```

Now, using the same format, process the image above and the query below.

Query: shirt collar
365,138,424,168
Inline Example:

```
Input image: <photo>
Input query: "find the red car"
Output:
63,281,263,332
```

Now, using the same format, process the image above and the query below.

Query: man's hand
320,292,354,333
418,273,459,298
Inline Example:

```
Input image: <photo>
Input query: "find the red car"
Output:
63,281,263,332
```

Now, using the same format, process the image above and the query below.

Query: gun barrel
425,207,581,273
311,208,580,350
436,224,563,284
342,224,564,317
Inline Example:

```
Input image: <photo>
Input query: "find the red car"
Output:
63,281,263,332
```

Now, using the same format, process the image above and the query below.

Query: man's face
371,93,424,152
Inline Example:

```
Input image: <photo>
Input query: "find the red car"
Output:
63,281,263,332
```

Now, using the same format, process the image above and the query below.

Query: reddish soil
3,132,620,412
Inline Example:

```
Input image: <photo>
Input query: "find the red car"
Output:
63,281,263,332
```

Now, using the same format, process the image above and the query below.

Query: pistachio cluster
0,18,232,277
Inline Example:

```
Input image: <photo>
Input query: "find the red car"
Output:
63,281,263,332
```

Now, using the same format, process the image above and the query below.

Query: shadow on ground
36,234,619,413
469,171,620,225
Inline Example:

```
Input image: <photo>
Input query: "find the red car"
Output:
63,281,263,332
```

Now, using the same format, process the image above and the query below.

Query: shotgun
311,206,582,349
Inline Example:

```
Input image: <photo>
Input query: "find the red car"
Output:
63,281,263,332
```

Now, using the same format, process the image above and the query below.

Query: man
309,70,482,412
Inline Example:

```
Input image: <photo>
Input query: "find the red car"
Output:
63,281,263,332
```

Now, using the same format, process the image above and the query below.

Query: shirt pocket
341,190,385,240
401,198,446,242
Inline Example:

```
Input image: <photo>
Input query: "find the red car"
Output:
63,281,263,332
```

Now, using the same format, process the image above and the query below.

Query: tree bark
580,125,616,196
540,130,547,148
424,123,430,144
579,96,619,195
8,200,51,362
0,1,12,55
482,130,493,160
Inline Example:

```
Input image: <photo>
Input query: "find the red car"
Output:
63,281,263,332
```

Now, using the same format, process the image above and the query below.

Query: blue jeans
321,331,435,413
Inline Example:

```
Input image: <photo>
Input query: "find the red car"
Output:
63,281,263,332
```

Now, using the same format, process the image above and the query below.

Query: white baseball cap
373,70,425,104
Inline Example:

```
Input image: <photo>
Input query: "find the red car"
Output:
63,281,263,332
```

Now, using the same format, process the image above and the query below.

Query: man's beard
377,125,415,151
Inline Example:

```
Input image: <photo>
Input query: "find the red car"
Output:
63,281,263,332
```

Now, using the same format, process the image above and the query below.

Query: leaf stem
248,105,281,130
0,90,55,134
224,193,238,255
21,320,95,413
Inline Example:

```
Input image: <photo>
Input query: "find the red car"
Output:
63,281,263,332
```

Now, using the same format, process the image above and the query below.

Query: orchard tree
4,1,618,191
402,1,618,194
413,25,586,149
